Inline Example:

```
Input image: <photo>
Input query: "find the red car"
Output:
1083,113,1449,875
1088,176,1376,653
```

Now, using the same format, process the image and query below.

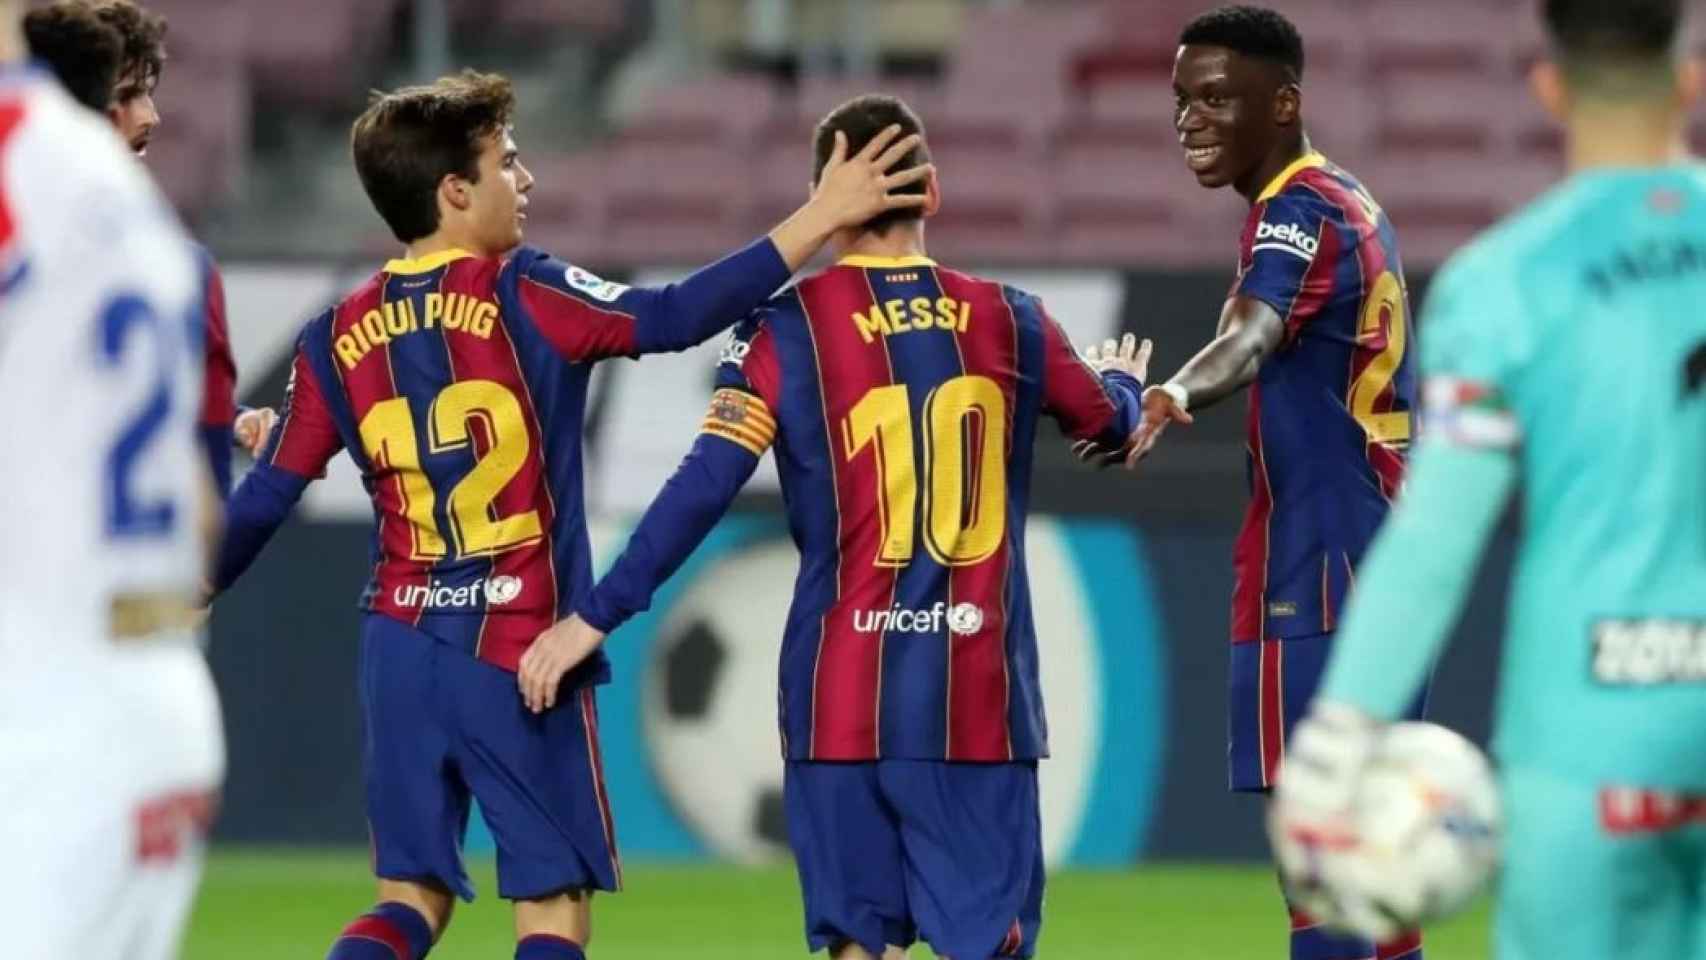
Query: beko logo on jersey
853,602,985,636
1253,221,1319,260
1592,618,1706,685
335,294,500,370
393,575,524,610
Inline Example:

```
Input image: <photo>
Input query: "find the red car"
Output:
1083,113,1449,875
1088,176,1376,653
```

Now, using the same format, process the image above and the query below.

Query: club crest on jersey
1253,221,1318,261
565,266,629,303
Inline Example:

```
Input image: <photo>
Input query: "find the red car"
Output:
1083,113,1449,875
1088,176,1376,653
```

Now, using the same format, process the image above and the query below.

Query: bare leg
375,877,454,938
514,888,593,948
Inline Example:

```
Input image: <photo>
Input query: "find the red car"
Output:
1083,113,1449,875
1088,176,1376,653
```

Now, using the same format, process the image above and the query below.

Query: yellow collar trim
384,248,474,275
837,254,937,269
1256,152,1327,204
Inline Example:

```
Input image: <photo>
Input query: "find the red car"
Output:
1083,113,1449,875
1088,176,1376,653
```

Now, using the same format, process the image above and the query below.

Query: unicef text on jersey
853,602,985,636
392,575,524,611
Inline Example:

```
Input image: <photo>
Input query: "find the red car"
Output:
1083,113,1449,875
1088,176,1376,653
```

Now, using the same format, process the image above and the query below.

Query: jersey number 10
358,379,544,562
843,374,1007,569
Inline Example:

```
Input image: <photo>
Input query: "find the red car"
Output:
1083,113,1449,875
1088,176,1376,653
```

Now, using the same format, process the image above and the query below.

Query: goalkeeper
1273,1,1706,957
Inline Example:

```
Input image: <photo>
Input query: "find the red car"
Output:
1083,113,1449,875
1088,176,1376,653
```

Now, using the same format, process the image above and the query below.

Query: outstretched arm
520,126,932,361
1124,296,1285,464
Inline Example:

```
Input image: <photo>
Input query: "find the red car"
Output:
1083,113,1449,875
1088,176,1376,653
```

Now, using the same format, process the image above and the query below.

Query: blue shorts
360,614,620,901
784,759,1043,960
1228,632,1429,793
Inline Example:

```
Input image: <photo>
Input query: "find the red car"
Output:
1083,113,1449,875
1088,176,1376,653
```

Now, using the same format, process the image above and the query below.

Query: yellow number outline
357,379,543,562
842,374,1008,569
1349,270,1412,446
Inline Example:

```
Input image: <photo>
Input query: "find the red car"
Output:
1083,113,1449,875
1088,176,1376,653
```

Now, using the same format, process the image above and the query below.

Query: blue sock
515,933,587,960
326,901,435,960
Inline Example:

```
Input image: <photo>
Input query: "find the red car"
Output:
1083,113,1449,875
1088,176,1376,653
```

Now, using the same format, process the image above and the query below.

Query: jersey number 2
843,374,1007,568
102,295,178,539
1349,270,1412,445
358,379,544,561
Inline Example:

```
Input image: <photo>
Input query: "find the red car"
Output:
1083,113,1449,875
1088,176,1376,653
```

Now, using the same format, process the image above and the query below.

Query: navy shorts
360,614,620,901
1228,632,1430,793
784,759,1043,960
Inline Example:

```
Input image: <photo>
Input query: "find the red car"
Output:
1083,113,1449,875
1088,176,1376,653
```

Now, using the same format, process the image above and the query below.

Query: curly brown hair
92,0,167,101
24,1,124,111
351,70,517,243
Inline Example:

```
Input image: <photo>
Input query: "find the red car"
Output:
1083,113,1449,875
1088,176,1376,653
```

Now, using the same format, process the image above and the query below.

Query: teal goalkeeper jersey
1419,166,1706,786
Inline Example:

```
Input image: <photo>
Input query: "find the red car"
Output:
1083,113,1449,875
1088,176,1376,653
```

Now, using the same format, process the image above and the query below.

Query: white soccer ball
1283,721,1502,939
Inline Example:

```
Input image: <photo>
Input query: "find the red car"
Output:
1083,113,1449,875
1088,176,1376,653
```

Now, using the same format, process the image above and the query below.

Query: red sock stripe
1377,931,1423,959
341,915,410,959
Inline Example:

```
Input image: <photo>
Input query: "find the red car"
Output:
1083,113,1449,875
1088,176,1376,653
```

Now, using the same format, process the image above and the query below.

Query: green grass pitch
186,849,1494,958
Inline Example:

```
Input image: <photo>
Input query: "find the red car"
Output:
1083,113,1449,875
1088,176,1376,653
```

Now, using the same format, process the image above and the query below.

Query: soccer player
1100,6,1423,959
0,2,223,955
1273,1,1706,957
515,94,1150,960
27,0,275,490
209,71,927,960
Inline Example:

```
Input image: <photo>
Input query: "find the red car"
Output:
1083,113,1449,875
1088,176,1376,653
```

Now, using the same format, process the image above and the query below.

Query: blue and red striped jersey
1230,152,1417,643
198,251,238,492
581,254,1142,761
215,238,791,678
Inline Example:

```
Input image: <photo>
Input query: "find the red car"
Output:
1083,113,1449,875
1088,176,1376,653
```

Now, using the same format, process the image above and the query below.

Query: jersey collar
837,254,937,269
384,248,474,274
1255,151,1327,204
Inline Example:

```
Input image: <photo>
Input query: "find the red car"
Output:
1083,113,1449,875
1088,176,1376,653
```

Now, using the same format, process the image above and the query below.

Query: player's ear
1273,82,1301,127
1529,60,1570,124
439,173,474,215
922,168,942,219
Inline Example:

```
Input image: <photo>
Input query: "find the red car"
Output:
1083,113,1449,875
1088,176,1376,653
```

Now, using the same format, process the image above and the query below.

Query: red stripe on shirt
1231,383,1273,643
437,259,556,670
802,271,898,760
334,277,430,624
199,262,238,427
937,269,1017,761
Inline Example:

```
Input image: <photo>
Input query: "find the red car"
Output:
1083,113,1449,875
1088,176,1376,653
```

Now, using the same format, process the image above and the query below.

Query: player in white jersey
0,5,223,955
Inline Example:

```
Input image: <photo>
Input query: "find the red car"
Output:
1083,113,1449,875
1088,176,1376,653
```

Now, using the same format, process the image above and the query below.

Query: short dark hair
1178,5,1304,82
351,70,517,243
25,2,124,111
812,94,930,235
1544,0,1683,90
92,0,167,101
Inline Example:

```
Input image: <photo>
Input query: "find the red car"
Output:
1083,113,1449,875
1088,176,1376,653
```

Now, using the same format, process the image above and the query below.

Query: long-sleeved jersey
215,238,791,682
1230,152,1417,642
198,251,238,492
580,254,1142,761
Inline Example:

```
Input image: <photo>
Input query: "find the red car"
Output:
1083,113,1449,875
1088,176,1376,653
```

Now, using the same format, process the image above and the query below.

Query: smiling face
1172,44,1299,198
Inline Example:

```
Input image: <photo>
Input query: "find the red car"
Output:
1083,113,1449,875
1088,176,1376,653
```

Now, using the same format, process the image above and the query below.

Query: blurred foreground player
0,2,223,955
1275,2,1706,957
26,0,275,490
210,71,928,960
1101,6,1423,959
519,95,1149,960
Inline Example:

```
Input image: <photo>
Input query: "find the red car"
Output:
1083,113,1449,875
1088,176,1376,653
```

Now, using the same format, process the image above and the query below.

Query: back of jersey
725,255,1126,761
0,75,203,657
1423,167,1706,786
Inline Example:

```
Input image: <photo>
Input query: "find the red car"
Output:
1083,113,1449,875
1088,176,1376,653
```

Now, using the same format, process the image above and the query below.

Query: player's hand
1123,385,1194,467
1084,332,1153,383
1269,702,1386,936
809,126,933,230
234,406,278,458
517,614,607,714
1070,334,1154,468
